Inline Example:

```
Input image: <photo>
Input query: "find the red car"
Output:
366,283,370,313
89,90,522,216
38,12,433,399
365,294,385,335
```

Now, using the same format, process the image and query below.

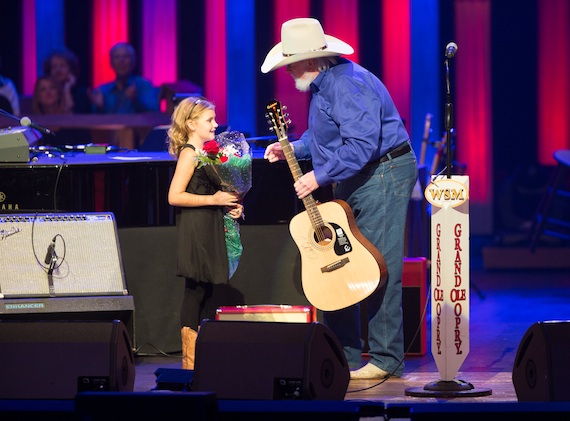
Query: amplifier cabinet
0,213,127,298
216,305,316,323
402,257,428,356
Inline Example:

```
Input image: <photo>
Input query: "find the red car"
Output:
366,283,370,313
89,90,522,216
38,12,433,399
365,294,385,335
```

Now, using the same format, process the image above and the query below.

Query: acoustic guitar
265,99,387,311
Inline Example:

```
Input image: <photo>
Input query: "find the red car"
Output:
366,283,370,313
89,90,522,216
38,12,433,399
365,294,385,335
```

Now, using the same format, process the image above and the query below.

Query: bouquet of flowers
196,131,252,278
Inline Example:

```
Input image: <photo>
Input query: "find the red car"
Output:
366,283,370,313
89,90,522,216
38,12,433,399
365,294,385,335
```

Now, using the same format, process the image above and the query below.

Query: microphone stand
444,57,453,179
0,107,21,124
406,43,491,399
0,107,54,136
47,256,57,297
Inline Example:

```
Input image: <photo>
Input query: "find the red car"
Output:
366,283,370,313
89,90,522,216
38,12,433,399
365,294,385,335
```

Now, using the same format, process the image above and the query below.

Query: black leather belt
378,141,411,163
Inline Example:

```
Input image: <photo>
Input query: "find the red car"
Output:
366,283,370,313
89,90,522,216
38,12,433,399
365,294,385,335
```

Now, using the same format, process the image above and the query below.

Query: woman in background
32,75,69,115
43,48,91,114
32,75,90,145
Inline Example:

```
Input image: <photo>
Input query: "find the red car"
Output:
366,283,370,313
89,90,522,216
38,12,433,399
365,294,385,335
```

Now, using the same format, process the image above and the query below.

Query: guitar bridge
321,257,349,273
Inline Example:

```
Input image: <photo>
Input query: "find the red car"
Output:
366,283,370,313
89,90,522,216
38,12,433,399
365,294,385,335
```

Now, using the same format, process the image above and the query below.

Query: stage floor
1,258,569,419
124,260,570,418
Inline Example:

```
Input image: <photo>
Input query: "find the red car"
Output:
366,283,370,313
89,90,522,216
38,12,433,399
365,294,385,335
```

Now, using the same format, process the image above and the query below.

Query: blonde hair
32,75,67,115
167,96,215,158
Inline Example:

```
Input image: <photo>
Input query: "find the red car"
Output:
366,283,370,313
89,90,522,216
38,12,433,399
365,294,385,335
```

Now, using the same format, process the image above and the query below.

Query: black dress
175,144,229,284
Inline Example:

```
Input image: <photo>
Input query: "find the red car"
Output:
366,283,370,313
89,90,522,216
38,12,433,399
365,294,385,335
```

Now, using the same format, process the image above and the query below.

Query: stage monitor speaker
512,320,570,402
0,320,135,399
192,320,350,400
0,212,127,298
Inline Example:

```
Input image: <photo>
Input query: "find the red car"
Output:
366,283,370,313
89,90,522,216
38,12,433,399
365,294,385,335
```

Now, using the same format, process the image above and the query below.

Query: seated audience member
43,48,92,114
0,55,21,116
32,75,69,115
91,42,159,114
32,75,90,146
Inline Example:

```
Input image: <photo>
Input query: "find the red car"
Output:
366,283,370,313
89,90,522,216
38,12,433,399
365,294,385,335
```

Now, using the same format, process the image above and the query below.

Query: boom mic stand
444,53,454,179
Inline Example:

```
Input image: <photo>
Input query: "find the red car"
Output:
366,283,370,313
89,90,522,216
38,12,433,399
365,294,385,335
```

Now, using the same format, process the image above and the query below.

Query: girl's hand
226,203,244,219
213,191,239,207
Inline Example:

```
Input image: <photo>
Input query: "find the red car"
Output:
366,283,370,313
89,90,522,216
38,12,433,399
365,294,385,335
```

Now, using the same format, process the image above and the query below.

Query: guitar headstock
266,99,290,141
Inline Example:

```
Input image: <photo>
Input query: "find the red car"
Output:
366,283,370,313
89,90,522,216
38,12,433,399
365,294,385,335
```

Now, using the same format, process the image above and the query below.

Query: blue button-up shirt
291,58,409,188
94,75,159,114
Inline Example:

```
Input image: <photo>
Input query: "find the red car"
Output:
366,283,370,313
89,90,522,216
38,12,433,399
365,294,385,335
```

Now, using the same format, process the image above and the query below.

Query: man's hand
264,142,288,163
294,171,319,199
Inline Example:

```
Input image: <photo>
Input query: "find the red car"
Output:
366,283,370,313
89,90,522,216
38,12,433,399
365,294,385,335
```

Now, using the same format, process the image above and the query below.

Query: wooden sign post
406,175,491,397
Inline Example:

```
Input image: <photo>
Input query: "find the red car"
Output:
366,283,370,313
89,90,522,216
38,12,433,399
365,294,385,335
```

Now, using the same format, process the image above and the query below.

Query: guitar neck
278,136,323,228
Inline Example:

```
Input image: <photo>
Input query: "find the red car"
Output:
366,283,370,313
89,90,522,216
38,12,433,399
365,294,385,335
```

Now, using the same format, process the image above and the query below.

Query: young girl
167,97,243,370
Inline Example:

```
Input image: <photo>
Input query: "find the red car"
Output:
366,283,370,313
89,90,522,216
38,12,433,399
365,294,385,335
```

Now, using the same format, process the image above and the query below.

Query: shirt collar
310,71,325,93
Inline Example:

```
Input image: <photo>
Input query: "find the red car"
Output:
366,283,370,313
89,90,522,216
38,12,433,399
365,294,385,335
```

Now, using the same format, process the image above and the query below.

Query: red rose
203,140,220,155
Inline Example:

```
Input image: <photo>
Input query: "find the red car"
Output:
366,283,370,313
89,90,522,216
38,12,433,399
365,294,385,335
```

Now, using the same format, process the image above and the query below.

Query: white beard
293,72,317,92
295,77,312,92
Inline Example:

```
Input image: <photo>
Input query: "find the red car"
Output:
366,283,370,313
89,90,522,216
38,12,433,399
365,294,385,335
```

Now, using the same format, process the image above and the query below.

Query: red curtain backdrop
382,0,411,129
142,0,177,92
538,0,570,165
22,0,37,95
91,0,129,88
323,1,360,65
454,0,492,206
273,1,311,138
205,0,228,124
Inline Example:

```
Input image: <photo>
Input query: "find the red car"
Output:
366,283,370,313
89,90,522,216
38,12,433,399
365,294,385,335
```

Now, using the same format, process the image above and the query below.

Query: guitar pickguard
329,223,352,255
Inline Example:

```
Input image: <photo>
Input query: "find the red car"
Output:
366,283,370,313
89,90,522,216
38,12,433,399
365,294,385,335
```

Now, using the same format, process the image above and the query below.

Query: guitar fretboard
278,136,325,233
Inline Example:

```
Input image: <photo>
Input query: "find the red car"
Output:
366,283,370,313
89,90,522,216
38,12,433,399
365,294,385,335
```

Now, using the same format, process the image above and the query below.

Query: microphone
445,42,458,59
20,116,55,136
44,237,56,265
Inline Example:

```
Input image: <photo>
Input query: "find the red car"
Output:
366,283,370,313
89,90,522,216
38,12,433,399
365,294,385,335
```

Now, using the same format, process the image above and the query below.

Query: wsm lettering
427,188,465,201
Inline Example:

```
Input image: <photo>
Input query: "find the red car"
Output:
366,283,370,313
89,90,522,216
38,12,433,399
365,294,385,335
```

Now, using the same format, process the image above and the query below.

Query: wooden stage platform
1,260,569,419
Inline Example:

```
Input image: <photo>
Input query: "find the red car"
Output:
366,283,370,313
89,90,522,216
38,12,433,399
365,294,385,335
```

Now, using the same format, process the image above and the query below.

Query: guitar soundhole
313,226,333,246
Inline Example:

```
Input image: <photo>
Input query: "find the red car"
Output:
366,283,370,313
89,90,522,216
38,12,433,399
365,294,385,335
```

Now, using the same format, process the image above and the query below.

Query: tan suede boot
181,326,198,370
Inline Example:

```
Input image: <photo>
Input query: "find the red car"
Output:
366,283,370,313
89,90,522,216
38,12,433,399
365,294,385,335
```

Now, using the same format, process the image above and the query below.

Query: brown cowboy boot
181,326,198,370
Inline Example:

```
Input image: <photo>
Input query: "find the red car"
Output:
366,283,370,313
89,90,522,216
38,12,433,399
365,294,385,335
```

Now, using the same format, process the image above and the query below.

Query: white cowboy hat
261,18,354,74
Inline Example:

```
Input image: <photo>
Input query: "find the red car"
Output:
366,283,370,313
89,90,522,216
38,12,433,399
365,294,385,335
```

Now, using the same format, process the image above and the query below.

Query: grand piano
0,134,305,227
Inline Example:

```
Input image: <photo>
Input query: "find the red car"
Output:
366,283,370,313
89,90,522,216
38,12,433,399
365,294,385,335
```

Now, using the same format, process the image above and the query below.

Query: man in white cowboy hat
262,18,418,380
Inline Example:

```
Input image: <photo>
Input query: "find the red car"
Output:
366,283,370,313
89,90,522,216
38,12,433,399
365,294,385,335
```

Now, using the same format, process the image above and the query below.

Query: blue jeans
324,149,418,375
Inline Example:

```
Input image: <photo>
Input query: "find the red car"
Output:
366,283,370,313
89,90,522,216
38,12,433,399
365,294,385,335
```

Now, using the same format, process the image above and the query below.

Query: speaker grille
0,213,126,298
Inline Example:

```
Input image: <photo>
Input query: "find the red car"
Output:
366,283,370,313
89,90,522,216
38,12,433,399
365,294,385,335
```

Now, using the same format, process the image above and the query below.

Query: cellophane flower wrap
196,131,252,278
